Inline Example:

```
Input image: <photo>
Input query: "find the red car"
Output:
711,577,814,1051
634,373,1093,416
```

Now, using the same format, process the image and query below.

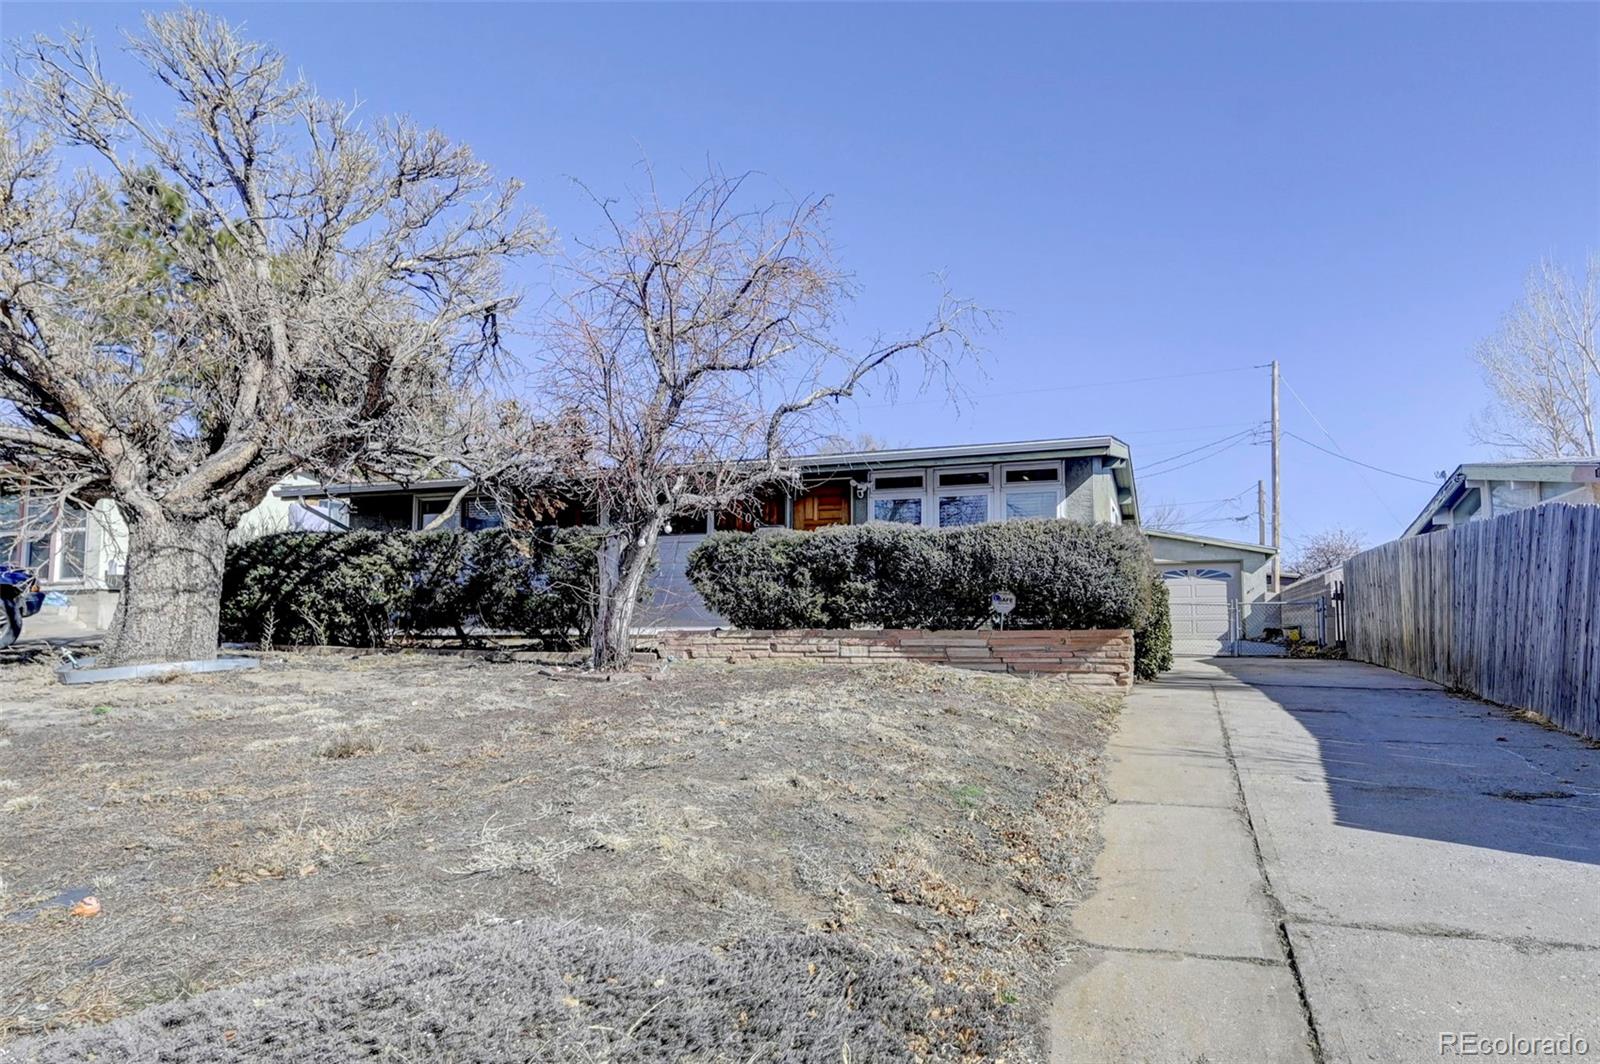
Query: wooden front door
793,484,850,531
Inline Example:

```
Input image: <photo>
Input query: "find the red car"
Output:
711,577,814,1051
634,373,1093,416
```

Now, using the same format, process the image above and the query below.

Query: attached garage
1145,531,1278,657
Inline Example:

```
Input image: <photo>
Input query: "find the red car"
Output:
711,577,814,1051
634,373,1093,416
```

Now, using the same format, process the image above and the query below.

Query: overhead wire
1140,433,1259,478
1161,486,1257,508
1282,431,1436,486
1279,377,1423,525
855,365,1263,410
1140,426,1263,471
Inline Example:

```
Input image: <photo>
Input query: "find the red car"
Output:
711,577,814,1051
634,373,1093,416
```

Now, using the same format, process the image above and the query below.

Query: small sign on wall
991,590,1016,628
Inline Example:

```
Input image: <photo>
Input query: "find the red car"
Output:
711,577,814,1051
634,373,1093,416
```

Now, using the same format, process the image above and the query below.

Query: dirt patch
0,654,1117,1060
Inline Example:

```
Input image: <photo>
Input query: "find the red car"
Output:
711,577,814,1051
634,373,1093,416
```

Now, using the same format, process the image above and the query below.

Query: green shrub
1133,575,1173,680
686,520,1170,677
221,528,602,648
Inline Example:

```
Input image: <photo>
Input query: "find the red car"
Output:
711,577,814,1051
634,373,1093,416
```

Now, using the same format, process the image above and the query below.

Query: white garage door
1162,566,1237,656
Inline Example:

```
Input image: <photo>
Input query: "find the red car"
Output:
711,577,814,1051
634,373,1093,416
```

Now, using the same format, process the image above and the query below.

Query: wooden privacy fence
1344,503,1600,739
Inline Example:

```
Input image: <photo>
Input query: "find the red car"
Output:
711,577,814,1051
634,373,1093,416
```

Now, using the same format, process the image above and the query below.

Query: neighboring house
1403,458,1600,538
1254,457,1600,650
1147,530,1278,656
0,498,124,629
276,436,1142,627
0,478,312,629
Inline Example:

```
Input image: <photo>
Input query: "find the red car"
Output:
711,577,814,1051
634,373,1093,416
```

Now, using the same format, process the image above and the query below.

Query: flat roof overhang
276,478,473,500
275,435,1140,520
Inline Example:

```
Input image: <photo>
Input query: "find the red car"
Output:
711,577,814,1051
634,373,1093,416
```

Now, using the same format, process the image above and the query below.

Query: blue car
0,566,47,648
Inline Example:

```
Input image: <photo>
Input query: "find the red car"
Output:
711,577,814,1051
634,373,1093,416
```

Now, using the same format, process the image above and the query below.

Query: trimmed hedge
221,529,601,649
685,520,1173,678
1135,575,1174,680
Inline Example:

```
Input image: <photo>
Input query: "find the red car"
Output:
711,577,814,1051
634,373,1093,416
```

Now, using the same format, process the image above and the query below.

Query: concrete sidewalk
1050,658,1600,1063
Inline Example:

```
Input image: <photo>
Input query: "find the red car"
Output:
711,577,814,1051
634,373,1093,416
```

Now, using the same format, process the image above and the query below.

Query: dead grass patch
316,726,383,760
1,655,1117,1061
443,815,586,880
212,812,397,885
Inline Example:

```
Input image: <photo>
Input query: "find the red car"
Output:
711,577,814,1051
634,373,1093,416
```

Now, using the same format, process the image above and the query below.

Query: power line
1141,426,1262,470
1118,420,1262,436
1279,376,1416,526
1160,485,1257,507
1283,430,1436,486
856,365,1263,410
1179,514,1254,526
1141,433,1259,478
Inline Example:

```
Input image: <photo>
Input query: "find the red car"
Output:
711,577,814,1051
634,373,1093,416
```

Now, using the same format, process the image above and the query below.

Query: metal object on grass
56,655,261,685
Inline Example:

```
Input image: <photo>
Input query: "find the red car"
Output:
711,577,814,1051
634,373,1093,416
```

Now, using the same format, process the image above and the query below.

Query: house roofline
1402,467,1465,538
798,435,1131,469
1401,458,1600,537
1144,528,1278,556
275,436,1140,520
276,477,474,500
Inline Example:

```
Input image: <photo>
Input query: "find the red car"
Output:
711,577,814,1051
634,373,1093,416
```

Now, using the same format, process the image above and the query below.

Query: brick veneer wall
655,628,1134,686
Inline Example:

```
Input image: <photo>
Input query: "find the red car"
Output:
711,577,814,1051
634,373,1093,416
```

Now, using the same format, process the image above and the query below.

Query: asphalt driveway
1052,658,1600,1063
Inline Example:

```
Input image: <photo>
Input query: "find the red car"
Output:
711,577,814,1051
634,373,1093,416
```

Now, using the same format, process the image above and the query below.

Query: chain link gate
1171,595,1343,658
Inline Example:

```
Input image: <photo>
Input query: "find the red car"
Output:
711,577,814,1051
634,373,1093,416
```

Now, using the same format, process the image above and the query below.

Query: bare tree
1,11,547,664
1289,527,1364,575
1140,501,1195,532
508,170,982,670
1471,258,1599,458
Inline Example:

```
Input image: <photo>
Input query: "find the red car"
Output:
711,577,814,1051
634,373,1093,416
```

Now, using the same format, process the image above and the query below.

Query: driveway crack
1213,684,1327,1064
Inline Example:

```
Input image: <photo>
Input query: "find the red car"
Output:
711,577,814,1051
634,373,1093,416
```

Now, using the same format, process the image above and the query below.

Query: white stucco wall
233,475,318,543
42,476,314,628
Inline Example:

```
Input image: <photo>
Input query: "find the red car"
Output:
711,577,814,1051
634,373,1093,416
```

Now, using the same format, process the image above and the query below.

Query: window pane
59,529,86,580
24,535,52,575
1005,490,1057,520
938,494,988,526
1490,481,1536,514
463,498,502,532
662,512,710,535
351,495,413,531
417,497,461,531
1005,467,1058,483
938,470,989,487
874,474,924,491
873,497,922,524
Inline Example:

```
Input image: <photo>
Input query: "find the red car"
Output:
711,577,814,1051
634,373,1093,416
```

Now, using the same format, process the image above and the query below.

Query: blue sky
8,2,1598,554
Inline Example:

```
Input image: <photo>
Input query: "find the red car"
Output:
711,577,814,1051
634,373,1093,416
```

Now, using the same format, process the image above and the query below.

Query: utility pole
1257,479,1267,546
1270,360,1281,593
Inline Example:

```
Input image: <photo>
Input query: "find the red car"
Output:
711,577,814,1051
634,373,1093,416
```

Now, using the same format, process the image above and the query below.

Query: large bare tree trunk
100,513,230,666
590,519,661,671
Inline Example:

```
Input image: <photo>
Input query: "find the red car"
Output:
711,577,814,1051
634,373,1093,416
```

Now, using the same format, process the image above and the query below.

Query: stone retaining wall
656,628,1134,686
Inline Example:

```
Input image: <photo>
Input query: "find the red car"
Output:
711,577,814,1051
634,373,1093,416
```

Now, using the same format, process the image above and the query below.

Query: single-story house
1146,530,1279,656
0,481,310,629
275,436,1144,627
1402,458,1600,538
10,433,1290,641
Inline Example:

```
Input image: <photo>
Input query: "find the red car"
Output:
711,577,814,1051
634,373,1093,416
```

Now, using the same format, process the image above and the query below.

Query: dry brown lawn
0,653,1116,1060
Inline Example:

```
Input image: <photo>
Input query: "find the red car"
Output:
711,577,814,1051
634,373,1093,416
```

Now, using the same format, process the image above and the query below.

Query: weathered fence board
1345,503,1600,739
